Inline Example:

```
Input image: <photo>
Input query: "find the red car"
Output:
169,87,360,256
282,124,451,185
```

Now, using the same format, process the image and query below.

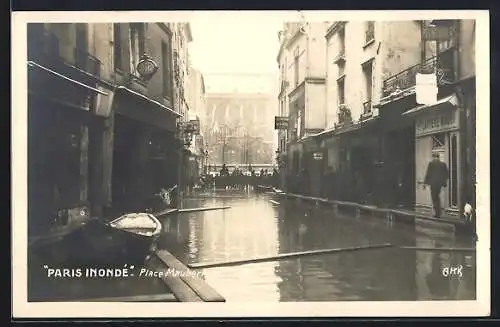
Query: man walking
424,152,449,218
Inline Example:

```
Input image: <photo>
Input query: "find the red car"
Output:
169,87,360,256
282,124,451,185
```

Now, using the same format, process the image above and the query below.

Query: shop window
431,133,445,148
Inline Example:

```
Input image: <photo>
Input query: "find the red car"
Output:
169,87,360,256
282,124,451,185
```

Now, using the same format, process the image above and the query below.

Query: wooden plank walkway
188,243,394,269
146,249,226,302
78,293,178,302
273,192,468,228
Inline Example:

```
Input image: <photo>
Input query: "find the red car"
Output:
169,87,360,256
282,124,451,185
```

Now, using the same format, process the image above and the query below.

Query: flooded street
159,191,476,302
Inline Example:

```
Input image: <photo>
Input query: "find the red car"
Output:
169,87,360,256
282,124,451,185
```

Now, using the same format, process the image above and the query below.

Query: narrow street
19,14,482,310
159,190,476,302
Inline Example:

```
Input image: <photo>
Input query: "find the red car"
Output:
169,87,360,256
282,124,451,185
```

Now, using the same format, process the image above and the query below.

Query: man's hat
432,152,440,158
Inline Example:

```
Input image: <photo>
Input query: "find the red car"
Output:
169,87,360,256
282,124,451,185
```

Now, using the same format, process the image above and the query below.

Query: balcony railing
382,46,456,97
75,48,102,77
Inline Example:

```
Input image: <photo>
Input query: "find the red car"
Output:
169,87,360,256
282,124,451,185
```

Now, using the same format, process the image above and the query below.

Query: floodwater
159,191,476,302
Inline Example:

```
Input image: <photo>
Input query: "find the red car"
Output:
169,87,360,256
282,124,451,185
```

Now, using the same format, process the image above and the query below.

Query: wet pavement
159,190,476,302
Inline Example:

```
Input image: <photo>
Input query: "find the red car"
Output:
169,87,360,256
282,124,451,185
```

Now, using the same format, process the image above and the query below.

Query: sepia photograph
12,10,489,318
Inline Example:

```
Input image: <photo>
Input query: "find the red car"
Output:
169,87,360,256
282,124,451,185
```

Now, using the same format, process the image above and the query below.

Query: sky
187,13,285,93
188,13,284,75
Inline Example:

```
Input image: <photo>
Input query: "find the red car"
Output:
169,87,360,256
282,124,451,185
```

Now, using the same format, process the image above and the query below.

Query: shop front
27,59,113,237
374,95,417,208
299,136,324,197
403,94,460,214
110,87,181,215
285,142,303,193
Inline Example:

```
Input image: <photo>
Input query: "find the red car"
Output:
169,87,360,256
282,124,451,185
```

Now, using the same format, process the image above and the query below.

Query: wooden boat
30,213,162,266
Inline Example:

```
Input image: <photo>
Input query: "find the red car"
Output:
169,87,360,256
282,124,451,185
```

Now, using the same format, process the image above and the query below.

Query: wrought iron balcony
382,46,456,98
74,48,102,77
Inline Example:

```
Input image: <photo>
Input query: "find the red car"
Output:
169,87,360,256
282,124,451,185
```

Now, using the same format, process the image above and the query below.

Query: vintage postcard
11,10,490,318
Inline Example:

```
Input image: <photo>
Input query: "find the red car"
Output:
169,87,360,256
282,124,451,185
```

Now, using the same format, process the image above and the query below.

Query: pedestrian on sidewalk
423,152,449,218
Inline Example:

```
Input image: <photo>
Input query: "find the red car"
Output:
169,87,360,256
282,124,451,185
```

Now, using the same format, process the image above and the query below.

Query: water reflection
159,193,476,301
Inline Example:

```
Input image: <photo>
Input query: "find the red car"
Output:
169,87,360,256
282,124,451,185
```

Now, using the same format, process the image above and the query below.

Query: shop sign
415,109,458,136
93,87,115,117
185,119,201,135
136,54,159,80
312,152,323,160
275,116,289,130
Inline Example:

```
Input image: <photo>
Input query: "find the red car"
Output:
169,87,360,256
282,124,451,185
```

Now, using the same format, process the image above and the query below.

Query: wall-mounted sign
185,119,201,135
312,152,323,160
136,54,159,80
275,116,289,130
422,26,454,41
415,109,458,137
415,73,438,105
93,87,115,117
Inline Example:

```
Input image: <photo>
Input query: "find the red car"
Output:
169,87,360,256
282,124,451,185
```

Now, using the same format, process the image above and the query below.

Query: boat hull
31,218,161,266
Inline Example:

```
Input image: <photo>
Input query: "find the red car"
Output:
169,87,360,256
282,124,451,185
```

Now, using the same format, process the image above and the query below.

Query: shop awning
402,94,458,117
114,86,183,132
28,61,108,95
116,86,182,117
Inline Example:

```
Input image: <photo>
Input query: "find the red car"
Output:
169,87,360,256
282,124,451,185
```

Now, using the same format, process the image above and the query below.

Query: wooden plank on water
399,246,476,253
390,209,465,226
178,206,231,213
153,208,179,217
146,256,204,302
155,250,226,302
279,192,467,227
188,243,394,269
79,293,178,302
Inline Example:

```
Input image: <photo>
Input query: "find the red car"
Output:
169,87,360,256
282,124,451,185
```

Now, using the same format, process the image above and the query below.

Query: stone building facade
27,22,201,236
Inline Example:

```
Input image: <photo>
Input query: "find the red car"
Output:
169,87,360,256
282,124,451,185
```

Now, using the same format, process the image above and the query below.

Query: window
284,57,287,82
161,40,173,100
339,26,345,55
432,133,446,148
365,21,375,44
362,60,373,113
113,24,122,71
129,23,145,75
337,77,345,105
296,108,302,139
75,24,88,52
294,47,300,87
